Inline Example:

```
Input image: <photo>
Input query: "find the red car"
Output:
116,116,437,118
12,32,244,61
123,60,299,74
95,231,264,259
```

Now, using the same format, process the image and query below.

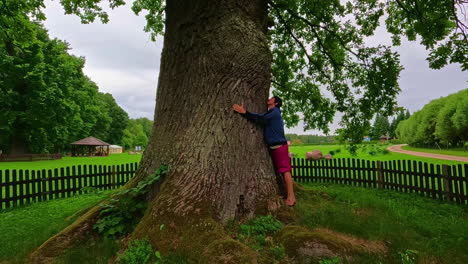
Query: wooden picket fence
0,162,138,209
291,158,468,205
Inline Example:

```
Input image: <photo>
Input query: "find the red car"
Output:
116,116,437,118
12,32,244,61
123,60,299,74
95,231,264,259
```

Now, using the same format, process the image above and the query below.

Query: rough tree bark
135,0,277,222
30,0,283,262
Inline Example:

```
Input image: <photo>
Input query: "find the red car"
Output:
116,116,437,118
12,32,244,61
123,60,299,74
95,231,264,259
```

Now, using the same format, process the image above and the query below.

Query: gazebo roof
71,136,110,146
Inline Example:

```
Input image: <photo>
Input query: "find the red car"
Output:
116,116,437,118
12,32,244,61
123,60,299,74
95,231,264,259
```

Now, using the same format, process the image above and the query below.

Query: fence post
111,165,116,189
442,164,452,201
377,161,384,189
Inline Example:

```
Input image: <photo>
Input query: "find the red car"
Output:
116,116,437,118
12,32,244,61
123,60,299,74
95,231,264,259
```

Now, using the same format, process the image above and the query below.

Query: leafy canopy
4,0,466,145
0,5,129,153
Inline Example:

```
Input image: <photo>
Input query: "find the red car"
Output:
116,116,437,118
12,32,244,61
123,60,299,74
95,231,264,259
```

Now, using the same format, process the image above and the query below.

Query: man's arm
232,104,277,125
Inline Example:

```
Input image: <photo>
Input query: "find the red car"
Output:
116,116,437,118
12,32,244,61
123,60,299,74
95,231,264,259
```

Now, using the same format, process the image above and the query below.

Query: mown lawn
2,182,467,263
0,153,142,171
295,183,468,264
289,144,466,166
0,190,114,263
401,145,468,158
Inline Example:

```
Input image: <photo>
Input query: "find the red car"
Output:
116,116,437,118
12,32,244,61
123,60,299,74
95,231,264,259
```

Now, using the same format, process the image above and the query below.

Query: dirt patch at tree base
277,225,388,263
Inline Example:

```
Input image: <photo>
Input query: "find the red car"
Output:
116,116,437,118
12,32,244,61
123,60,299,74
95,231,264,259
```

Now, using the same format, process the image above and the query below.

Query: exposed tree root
27,205,103,264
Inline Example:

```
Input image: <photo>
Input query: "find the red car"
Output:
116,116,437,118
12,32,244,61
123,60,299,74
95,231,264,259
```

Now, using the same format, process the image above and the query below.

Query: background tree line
285,134,336,145
0,18,152,154
396,89,468,147
369,110,411,140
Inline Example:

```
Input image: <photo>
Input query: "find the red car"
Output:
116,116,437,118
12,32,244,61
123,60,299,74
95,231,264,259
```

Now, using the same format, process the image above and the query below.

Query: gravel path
387,144,468,162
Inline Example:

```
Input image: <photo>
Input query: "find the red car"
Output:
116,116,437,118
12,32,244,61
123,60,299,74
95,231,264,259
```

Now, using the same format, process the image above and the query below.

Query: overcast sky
42,1,467,135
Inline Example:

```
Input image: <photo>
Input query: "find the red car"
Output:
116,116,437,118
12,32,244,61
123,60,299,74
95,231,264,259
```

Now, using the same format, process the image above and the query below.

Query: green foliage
0,19,129,154
286,134,336,145
118,239,153,264
235,215,284,253
269,244,286,260
319,257,342,264
396,89,468,146
227,215,286,261
117,239,189,264
239,215,283,237
98,93,129,145
370,114,390,140
389,109,410,139
398,249,418,264
94,165,167,237
269,0,403,144
122,118,153,150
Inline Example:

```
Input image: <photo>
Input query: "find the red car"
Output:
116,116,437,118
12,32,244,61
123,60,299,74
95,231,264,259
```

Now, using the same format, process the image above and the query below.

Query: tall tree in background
389,109,410,139
121,118,153,150
98,93,129,145
5,0,467,261
0,19,128,153
370,114,390,140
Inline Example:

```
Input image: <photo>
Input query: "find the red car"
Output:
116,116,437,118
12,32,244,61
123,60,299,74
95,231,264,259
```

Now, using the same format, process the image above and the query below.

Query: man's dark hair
273,96,283,108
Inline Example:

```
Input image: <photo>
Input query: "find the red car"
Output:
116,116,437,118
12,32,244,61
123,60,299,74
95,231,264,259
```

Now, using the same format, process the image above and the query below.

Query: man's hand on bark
232,103,246,114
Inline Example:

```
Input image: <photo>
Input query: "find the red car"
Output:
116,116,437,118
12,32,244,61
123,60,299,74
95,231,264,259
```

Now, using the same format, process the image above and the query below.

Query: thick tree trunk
134,0,277,221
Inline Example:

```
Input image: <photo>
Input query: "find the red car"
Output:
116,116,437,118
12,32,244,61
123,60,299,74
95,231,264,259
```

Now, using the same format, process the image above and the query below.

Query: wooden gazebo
70,136,110,157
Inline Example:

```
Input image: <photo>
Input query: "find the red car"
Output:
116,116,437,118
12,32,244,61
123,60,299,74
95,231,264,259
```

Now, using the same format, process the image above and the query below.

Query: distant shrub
329,151,335,155
382,149,390,155
368,151,377,156
335,148,341,153
390,139,404,144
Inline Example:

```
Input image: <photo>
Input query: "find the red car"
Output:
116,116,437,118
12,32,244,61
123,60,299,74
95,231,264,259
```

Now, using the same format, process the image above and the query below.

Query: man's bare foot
285,198,296,206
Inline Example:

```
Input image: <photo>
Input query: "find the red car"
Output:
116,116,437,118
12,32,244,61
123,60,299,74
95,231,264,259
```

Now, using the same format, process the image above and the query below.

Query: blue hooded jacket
242,107,287,146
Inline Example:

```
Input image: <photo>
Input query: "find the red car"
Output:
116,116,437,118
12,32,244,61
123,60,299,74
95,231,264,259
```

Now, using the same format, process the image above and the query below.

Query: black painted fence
291,158,468,205
0,162,138,209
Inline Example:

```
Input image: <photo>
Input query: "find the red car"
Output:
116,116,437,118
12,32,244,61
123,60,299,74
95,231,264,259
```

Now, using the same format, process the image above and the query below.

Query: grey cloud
42,1,466,130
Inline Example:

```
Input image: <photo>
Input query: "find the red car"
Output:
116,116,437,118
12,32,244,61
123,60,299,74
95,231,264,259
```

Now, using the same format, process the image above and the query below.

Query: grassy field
2,182,467,263
0,153,142,171
0,190,114,263
289,144,467,166
401,145,468,157
295,183,468,263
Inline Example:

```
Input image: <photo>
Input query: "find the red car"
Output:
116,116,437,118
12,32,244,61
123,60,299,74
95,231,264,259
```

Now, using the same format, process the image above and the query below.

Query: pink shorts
270,144,292,173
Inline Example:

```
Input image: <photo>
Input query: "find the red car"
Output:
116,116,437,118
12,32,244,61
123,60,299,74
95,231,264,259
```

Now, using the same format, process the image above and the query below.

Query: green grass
296,183,468,264
0,190,113,263
401,145,468,157
0,153,142,171
289,144,467,166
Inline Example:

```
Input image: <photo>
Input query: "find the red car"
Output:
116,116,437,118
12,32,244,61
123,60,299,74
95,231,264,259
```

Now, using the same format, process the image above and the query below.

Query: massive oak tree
3,0,466,261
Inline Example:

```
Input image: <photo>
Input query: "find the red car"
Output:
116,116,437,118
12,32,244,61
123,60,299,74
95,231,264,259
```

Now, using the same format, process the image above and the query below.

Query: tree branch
453,0,468,40
270,3,333,83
